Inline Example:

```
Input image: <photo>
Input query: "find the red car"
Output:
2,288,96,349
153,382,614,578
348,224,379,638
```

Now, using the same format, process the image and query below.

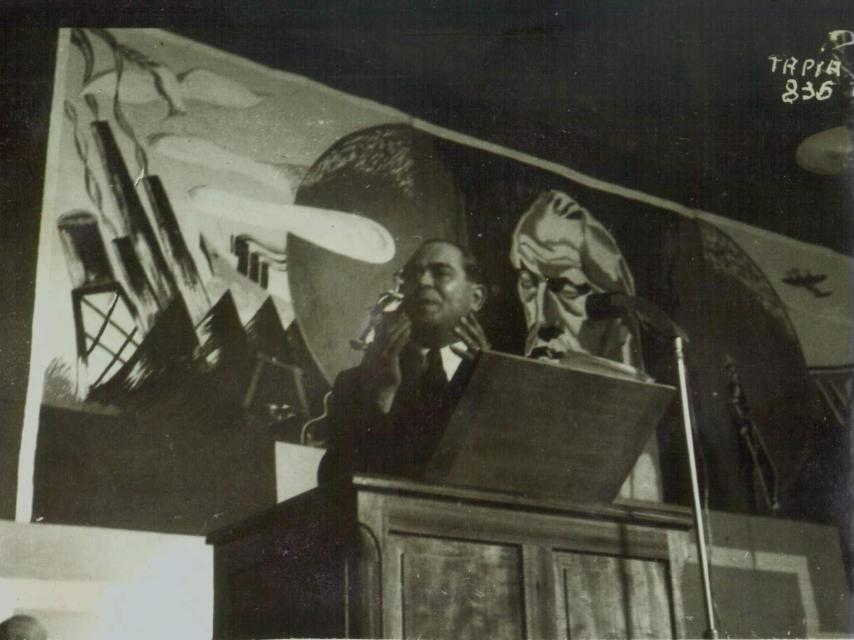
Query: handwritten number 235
782,79,834,103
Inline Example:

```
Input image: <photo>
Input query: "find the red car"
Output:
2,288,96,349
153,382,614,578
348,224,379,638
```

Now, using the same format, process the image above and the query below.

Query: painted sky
41,28,407,376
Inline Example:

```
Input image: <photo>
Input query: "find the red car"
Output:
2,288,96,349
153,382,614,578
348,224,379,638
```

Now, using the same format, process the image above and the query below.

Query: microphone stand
674,336,719,639
594,293,719,638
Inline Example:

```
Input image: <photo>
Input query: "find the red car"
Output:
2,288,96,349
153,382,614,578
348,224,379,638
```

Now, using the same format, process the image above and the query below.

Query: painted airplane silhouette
782,269,832,298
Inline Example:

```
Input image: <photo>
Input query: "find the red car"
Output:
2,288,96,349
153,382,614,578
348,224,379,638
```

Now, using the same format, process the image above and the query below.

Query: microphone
585,292,689,342
585,292,630,321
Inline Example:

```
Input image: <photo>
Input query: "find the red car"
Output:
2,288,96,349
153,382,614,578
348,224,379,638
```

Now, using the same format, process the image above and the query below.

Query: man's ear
470,283,486,312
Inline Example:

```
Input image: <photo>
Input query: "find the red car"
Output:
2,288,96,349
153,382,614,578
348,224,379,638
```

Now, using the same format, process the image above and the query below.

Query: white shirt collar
419,342,466,380
440,342,465,380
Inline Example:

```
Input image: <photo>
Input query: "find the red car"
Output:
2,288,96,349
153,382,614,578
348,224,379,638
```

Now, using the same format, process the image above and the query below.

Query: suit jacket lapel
445,356,476,411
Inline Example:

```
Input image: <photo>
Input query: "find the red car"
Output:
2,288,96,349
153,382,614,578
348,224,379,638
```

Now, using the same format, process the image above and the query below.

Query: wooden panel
522,545,558,639
352,524,382,639
426,350,675,502
665,530,688,639
556,552,673,639
682,565,806,639
209,478,692,639
383,492,671,560
669,513,851,638
210,486,355,639
224,551,347,639
353,473,693,530
389,535,525,640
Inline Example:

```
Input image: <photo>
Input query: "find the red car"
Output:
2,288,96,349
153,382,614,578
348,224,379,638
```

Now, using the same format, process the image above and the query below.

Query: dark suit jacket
317,354,475,484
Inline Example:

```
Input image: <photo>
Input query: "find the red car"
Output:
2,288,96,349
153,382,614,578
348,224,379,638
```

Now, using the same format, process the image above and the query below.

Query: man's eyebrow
405,260,454,270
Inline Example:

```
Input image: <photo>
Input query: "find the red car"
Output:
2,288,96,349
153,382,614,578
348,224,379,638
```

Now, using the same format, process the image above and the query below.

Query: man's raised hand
451,312,491,361
360,312,412,413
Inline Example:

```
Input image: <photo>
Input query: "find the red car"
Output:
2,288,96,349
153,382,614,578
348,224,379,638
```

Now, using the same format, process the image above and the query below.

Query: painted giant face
510,190,638,366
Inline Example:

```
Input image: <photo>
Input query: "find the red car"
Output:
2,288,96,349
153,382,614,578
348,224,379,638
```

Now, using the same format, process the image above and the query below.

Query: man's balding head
0,615,47,640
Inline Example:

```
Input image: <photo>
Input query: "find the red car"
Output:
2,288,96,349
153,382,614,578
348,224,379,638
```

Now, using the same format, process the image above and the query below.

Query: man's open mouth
536,325,564,341
528,345,567,360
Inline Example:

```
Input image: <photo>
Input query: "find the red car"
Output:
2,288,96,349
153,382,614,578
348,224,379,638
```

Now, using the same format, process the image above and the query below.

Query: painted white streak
16,30,73,522
189,187,396,264
144,28,413,121
179,68,265,108
82,67,161,104
144,27,851,261
81,67,264,110
150,134,293,198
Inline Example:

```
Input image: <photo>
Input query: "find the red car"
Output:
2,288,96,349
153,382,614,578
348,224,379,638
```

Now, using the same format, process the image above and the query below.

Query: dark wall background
172,0,854,253
0,2,851,520
0,29,55,519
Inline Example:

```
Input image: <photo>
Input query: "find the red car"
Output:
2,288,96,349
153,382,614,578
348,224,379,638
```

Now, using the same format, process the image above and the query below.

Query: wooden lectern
208,474,692,639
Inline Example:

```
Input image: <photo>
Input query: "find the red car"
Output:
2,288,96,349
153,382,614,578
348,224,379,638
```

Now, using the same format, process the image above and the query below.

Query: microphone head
587,291,690,342
585,292,626,321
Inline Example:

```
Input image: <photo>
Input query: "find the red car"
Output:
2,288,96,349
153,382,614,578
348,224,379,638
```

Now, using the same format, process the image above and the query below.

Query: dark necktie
392,348,451,475
420,348,448,403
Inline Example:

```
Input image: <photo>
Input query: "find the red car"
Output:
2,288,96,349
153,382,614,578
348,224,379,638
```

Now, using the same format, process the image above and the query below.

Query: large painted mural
21,28,852,533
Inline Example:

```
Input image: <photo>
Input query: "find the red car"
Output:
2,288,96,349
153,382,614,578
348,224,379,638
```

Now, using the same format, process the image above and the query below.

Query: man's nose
531,282,561,332
540,288,563,327
416,270,435,287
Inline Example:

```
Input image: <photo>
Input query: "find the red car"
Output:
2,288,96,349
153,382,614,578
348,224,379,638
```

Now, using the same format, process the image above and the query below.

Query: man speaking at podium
318,239,490,483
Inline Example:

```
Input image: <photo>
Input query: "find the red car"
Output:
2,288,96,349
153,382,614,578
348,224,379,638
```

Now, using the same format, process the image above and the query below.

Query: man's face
400,242,484,346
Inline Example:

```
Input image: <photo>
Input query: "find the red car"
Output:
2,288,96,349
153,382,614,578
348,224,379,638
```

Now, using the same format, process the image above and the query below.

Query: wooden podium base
207,474,693,639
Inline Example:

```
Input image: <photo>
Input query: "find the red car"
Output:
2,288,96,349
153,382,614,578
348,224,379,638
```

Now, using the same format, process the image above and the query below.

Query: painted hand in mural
359,311,412,414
